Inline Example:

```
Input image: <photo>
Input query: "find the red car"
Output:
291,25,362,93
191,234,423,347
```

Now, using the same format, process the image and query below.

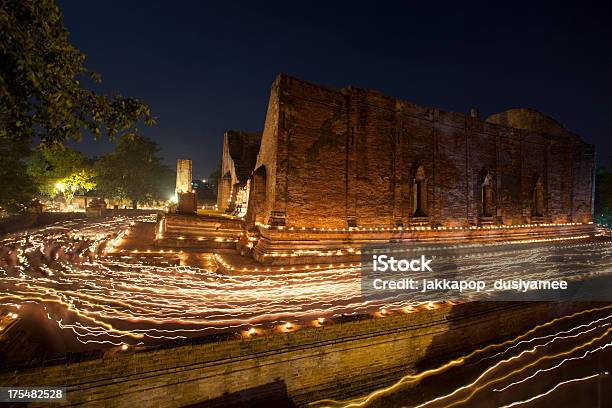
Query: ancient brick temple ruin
209,74,597,265
217,131,262,216
246,74,595,226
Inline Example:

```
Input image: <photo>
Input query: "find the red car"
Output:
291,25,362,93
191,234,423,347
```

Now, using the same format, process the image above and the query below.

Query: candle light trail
497,373,603,408
414,328,611,408
1,215,611,353
493,342,611,392
309,306,612,408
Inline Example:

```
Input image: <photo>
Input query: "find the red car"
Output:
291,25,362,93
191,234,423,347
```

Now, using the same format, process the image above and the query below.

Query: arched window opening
481,173,494,218
233,180,250,218
533,177,544,217
413,165,427,217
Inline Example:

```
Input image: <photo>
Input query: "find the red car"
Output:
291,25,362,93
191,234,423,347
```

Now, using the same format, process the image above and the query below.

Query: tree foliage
0,155,37,214
0,0,153,213
94,135,173,208
27,145,95,205
54,169,95,205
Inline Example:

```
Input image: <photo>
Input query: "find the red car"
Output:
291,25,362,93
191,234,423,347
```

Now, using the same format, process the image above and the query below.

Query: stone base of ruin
155,213,244,249
177,191,197,214
154,214,598,268
251,223,597,265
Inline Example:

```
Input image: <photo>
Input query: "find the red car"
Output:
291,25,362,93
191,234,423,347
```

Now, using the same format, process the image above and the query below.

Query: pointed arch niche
477,169,495,225
532,175,545,222
481,173,494,218
411,164,429,223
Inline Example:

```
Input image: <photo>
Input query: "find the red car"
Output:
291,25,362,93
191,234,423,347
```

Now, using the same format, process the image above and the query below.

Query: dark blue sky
58,1,611,178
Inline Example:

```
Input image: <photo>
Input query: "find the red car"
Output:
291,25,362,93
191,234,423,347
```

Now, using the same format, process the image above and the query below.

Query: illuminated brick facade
246,74,595,229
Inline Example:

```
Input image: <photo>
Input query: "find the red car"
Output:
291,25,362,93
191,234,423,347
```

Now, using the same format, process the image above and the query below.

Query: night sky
58,1,612,178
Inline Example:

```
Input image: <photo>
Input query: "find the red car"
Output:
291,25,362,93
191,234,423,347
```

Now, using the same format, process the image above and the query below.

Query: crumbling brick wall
246,74,594,228
217,131,262,211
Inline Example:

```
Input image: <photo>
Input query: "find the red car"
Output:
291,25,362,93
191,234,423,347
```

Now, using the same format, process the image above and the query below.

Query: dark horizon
58,1,612,178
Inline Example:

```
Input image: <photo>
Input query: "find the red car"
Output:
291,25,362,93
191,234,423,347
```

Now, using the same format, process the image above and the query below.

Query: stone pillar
176,159,192,194
227,183,239,213
245,167,267,229
217,175,232,212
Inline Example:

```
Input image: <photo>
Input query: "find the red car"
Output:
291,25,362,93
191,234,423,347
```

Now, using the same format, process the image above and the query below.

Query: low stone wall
0,212,86,235
0,301,604,407
0,210,161,236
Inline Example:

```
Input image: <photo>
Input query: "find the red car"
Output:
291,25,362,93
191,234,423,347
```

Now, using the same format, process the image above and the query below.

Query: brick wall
250,78,281,226
246,74,595,229
0,302,600,407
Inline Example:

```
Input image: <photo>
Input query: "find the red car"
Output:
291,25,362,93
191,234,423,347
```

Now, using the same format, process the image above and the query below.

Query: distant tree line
24,137,174,210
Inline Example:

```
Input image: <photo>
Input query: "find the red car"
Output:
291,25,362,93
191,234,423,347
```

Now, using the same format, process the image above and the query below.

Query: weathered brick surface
249,80,281,226
246,75,594,229
572,141,596,222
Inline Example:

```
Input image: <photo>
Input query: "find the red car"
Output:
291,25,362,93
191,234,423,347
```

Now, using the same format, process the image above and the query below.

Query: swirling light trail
424,328,610,408
309,306,612,408
498,373,603,408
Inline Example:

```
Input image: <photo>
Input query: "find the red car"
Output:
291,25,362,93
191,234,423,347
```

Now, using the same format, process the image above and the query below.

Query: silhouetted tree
0,0,153,212
94,135,172,208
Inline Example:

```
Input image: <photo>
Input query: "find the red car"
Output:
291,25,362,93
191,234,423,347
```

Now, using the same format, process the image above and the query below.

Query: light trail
498,373,603,408
482,315,612,362
493,341,611,392
1,214,612,351
431,328,611,408
308,307,612,408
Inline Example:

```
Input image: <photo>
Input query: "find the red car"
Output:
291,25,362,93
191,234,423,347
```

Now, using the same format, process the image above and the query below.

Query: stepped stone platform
155,213,244,249
152,214,598,268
